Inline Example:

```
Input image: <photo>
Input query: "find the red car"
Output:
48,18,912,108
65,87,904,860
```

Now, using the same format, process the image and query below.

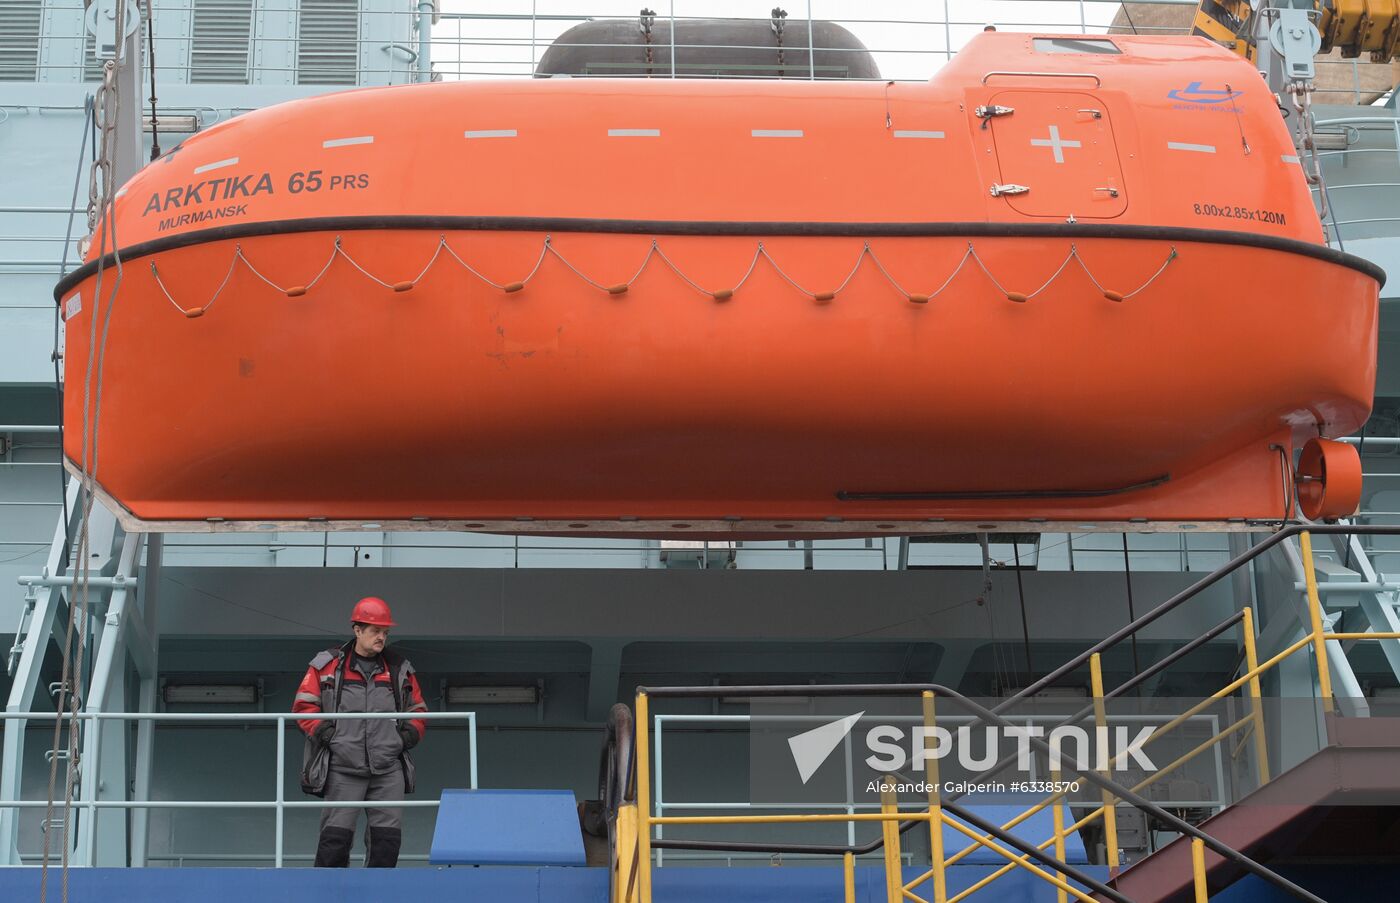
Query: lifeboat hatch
985,91,1127,219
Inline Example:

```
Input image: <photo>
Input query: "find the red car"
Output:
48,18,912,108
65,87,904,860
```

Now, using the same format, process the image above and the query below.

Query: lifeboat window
1032,37,1121,55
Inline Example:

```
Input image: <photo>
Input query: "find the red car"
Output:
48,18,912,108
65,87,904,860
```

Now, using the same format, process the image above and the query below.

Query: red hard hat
350,596,396,627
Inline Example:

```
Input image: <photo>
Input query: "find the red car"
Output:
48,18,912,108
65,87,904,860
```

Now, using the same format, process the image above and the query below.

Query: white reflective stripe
608,128,660,137
323,136,374,148
1281,154,1301,164
1167,141,1216,153
193,157,239,174
464,129,517,139
893,130,945,139
752,129,803,138
407,703,428,712
295,692,321,704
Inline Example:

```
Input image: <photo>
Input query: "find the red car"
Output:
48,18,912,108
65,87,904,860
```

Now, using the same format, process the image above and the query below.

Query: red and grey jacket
293,642,428,776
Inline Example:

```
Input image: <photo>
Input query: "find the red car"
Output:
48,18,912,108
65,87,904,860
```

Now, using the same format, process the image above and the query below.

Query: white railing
15,1,1152,84
8,0,1389,96
0,709,477,867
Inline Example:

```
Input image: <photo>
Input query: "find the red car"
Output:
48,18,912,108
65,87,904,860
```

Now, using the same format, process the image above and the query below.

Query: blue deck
1,864,1389,902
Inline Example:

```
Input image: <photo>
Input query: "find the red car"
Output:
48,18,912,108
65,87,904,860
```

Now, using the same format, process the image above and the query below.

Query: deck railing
0,709,477,867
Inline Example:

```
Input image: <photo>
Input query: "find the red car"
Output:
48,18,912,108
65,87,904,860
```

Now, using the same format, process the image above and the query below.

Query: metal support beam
86,0,143,183
1332,530,1400,682
416,0,434,83
0,480,83,864
76,529,144,865
586,640,626,723
129,537,161,866
1279,538,1369,717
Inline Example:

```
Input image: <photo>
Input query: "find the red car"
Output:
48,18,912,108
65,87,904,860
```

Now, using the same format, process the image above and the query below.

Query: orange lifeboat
55,33,1381,534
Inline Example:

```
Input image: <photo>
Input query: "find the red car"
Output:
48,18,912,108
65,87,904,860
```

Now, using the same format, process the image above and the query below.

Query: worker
294,596,428,867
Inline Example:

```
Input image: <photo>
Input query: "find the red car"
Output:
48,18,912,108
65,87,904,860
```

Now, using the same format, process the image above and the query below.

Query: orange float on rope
52,33,1382,534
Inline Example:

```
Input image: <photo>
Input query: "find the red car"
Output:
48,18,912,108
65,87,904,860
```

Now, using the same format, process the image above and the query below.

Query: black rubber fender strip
837,473,1171,501
53,215,1387,302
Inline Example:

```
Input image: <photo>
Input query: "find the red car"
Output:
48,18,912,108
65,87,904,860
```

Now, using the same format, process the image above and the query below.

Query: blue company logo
1168,82,1243,104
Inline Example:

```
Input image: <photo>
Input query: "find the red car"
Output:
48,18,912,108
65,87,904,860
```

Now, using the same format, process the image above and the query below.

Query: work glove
313,722,335,745
398,726,419,750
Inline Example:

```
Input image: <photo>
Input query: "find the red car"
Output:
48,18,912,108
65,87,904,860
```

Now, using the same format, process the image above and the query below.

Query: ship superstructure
1,4,1400,902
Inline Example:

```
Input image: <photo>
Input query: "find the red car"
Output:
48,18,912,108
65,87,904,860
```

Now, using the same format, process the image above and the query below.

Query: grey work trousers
320,764,405,835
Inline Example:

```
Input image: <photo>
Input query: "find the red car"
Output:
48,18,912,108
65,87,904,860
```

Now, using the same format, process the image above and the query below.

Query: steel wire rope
334,237,406,290
1066,242,1175,300
43,8,133,896
866,242,974,301
1120,246,1178,299
438,233,550,290
150,252,238,315
756,241,867,300
1021,247,1080,300
38,100,97,885
980,533,1018,692
251,241,341,296
649,241,766,299
649,240,715,297
1013,540,1034,683
145,0,159,161
229,246,297,296
50,95,96,560
826,592,988,641
143,236,1180,313
544,235,658,293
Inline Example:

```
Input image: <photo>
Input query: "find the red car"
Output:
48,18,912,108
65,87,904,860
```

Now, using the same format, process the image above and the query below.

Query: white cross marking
1029,125,1081,164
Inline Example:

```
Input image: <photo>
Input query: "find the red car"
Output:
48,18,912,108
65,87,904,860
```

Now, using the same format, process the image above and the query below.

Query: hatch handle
1093,186,1120,198
1078,108,1103,119
974,104,1015,120
982,70,1102,87
989,183,1031,197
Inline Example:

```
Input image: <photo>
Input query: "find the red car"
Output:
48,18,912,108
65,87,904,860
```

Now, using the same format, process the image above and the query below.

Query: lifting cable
50,96,96,563
146,0,159,162
40,1,133,899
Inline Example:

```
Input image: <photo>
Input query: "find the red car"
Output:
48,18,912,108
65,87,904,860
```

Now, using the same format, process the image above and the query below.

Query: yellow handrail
910,605,1303,900
931,611,1285,878
1241,607,1270,785
1090,653,1121,875
878,781,913,903
937,716,1255,899
1301,532,1335,713
631,529,1360,903
635,691,653,903
922,692,948,903
654,812,932,826
1192,837,1209,901
939,813,1099,903
1052,770,1068,903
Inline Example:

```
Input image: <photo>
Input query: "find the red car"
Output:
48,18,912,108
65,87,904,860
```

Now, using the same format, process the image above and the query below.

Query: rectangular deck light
445,685,539,705
162,684,258,705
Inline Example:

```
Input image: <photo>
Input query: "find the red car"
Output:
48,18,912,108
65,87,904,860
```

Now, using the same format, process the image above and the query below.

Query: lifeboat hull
54,33,1382,532
58,227,1376,531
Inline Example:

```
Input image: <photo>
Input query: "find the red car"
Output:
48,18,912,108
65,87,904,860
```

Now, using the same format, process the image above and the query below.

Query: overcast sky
430,1,1182,81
